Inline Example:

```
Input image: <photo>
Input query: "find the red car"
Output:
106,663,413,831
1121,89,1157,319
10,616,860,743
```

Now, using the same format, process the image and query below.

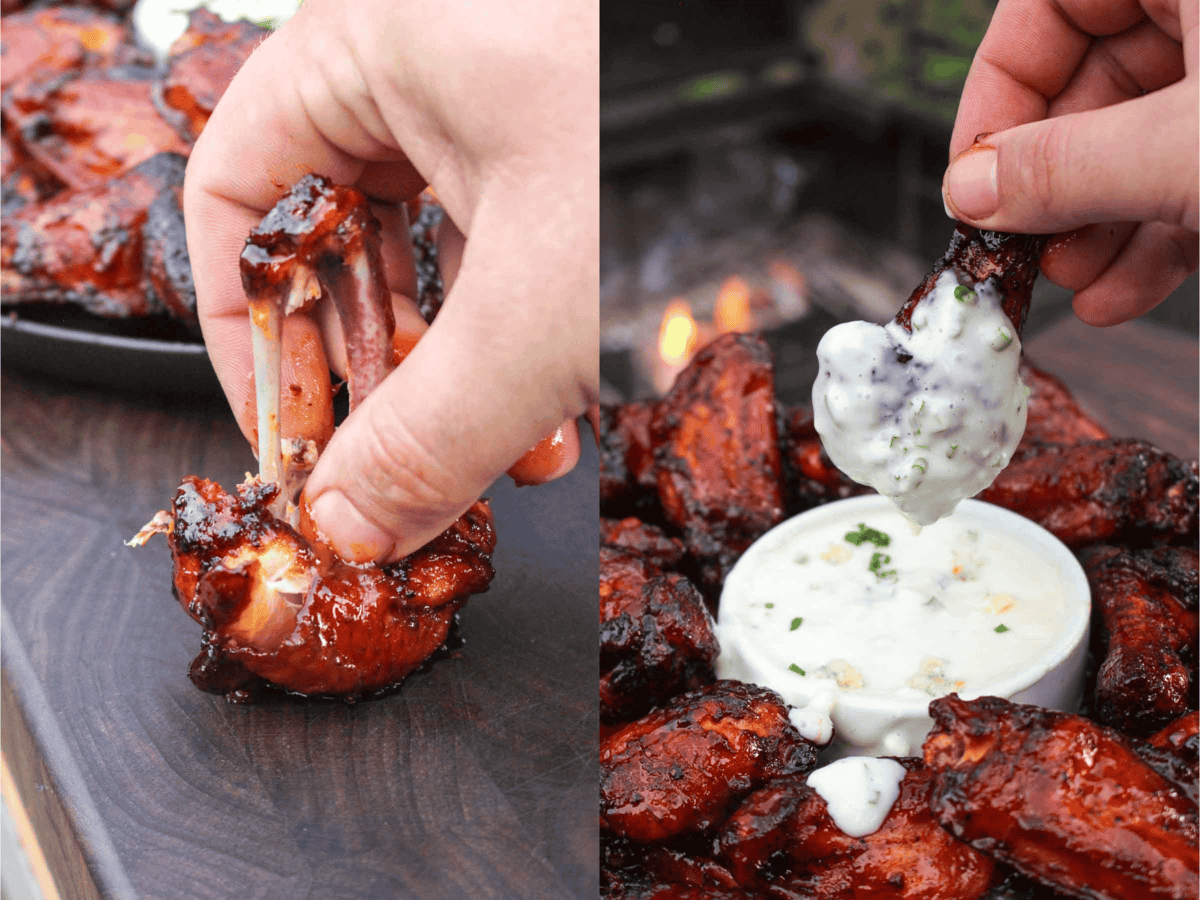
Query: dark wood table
2,366,599,900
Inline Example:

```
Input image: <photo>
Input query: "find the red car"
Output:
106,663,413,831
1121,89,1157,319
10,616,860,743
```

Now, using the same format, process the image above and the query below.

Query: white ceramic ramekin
715,495,1091,758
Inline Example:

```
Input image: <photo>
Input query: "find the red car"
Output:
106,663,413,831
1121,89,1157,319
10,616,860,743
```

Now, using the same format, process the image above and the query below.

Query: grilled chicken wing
600,680,817,842
153,8,266,142
924,694,1198,900
1,151,195,319
0,6,143,92
1078,545,1198,737
1139,712,1200,806
651,333,786,590
893,225,1046,338
599,399,660,520
716,761,998,899
3,64,189,191
978,439,1198,548
133,175,496,698
601,517,687,572
600,547,718,724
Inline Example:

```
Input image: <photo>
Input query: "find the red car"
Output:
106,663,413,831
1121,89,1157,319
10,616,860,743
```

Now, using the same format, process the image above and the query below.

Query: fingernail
944,148,998,221
308,490,394,563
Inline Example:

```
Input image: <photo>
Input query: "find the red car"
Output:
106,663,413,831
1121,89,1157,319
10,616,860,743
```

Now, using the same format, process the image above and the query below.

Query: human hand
184,0,598,562
942,0,1198,326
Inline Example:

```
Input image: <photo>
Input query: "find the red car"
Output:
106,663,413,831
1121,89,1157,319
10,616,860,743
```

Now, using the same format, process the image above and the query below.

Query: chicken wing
600,680,817,842
977,438,1198,548
3,64,189,191
0,6,143,93
600,547,718,724
599,399,660,520
1,150,195,320
893,225,1046,338
1079,545,1198,737
152,8,266,143
601,517,687,572
132,174,496,699
924,694,1198,900
651,333,786,589
716,761,998,899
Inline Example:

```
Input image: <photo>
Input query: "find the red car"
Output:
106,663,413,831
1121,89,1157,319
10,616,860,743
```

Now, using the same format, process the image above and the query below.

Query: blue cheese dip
807,757,907,837
812,270,1028,526
716,496,1091,758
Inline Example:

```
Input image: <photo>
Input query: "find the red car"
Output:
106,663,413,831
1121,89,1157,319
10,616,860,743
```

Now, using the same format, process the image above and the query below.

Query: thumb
943,82,1198,234
300,184,596,563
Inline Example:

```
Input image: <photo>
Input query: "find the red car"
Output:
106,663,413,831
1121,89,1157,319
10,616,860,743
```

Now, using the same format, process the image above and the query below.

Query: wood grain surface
1,370,599,900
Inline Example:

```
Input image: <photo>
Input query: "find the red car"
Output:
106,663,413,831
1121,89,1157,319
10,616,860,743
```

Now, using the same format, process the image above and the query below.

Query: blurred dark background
599,0,1198,402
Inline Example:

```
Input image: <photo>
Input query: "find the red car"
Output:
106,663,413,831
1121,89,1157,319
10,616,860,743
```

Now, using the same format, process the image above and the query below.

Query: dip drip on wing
812,225,1048,526
131,175,496,700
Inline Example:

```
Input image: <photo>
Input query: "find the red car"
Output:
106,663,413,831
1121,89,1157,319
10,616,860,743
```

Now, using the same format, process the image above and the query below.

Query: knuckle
356,408,466,522
1018,121,1074,221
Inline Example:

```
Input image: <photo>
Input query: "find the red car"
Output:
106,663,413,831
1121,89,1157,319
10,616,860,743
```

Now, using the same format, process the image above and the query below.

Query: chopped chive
789,664,806,676
912,461,926,473
765,602,774,609
890,435,898,448
953,285,976,303
845,523,891,547
869,552,898,580
993,327,1013,350
947,444,958,459
994,624,1010,634
790,617,803,631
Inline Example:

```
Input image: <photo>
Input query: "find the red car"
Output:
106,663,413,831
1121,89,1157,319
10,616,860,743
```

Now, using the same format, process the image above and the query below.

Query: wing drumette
131,175,496,699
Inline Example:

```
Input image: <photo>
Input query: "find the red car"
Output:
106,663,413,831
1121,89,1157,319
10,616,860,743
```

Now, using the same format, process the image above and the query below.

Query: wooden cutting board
1,369,599,900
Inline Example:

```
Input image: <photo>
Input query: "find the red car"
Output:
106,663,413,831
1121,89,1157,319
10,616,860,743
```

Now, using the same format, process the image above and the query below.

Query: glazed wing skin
977,438,1198,548
893,225,1046,337
599,400,660,519
0,7,142,92
1,151,195,319
1018,361,1109,448
1079,545,1198,736
153,9,266,142
716,762,998,899
780,403,871,514
651,333,786,588
158,476,494,699
1139,712,1200,805
600,680,817,842
3,65,189,191
601,517,687,572
600,547,718,723
924,694,1198,900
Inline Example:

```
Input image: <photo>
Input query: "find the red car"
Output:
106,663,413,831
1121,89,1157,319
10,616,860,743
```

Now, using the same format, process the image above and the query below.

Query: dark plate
0,305,222,399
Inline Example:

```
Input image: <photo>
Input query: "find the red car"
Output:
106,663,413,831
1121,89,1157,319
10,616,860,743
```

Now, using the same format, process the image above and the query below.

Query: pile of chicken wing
599,225,1198,899
0,4,293,331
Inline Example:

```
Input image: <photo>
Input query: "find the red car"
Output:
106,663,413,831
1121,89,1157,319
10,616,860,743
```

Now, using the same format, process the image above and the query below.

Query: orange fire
658,299,699,367
714,275,752,334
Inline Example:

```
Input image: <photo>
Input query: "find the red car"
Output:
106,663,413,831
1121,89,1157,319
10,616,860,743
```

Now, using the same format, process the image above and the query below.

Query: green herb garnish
765,603,774,609
994,328,1013,350
789,664,806,676
790,617,803,631
845,523,891,547
869,552,898,580
994,624,1010,634
954,285,976,303
912,461,926,473
947,444,959,459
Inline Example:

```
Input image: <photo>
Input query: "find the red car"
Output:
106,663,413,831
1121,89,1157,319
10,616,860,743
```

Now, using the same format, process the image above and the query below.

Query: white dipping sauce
716,496,1091,759
806,757,907,837
812,271,1027,526
133,0,300,58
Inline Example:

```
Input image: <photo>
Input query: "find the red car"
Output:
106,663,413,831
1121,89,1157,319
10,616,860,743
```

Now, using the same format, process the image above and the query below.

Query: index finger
182,7,421,446
951,0,1149,158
